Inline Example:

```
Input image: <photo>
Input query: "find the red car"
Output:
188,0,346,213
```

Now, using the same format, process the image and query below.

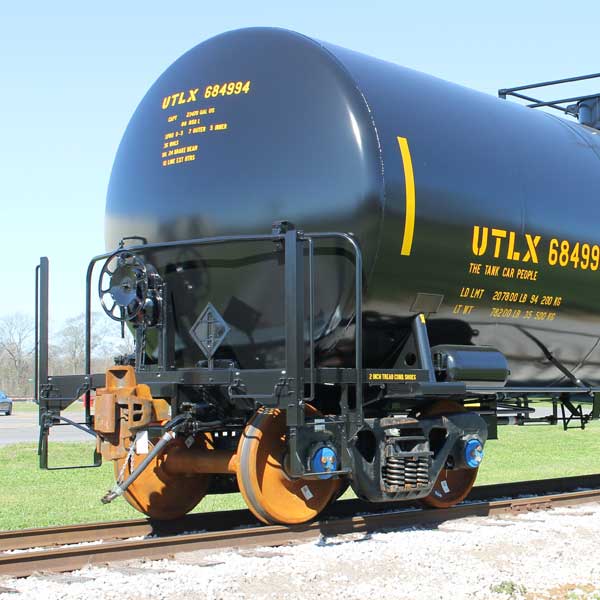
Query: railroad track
2,474,600,579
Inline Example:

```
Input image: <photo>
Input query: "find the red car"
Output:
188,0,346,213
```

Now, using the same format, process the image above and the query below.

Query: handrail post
84,260,95,427
284,225,305,428
37,258,49,413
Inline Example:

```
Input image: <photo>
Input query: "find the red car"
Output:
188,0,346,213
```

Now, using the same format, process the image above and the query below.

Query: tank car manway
2,476,600,579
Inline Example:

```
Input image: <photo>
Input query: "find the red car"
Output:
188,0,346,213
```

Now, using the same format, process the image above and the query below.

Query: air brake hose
101,414,188,505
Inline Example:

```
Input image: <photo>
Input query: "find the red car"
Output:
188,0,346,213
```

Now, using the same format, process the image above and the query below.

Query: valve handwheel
99,251,148,322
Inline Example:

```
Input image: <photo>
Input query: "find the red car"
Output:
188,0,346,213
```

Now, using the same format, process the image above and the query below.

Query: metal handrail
307,232,363,416
499,72,600,116
84,230,364,413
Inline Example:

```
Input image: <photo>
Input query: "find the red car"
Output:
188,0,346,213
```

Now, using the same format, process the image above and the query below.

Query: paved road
0,403,560,447
0,405,93,446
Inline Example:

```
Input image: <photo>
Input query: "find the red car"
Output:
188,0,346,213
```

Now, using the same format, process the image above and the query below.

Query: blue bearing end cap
464,438,484,469
310,446,338,479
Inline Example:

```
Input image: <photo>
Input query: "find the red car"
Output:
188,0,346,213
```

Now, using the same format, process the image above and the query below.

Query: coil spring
384,455,430,490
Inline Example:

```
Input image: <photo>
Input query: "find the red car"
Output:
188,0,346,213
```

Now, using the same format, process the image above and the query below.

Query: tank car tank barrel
104,27,600,385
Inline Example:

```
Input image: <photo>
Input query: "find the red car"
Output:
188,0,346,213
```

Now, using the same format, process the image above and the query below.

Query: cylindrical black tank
106,27,600,385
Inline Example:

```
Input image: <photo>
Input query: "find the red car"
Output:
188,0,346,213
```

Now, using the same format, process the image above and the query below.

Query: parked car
0,392,12,416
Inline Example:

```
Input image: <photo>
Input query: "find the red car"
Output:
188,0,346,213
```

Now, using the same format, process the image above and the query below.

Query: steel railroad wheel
236,406,343,525
114,430,210,520
419,400,479,509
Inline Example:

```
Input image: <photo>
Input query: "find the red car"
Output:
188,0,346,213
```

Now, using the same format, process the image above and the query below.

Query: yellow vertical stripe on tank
397,136,415,256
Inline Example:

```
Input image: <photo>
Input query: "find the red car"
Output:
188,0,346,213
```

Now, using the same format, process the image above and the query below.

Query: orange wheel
419,400,479,509
114,432,210,520
236,406,343,525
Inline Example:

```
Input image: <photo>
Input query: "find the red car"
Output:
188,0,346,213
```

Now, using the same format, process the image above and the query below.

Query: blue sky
2,0,600,329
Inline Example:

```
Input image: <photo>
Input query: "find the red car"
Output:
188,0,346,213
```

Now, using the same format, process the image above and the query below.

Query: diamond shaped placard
190,303,230,359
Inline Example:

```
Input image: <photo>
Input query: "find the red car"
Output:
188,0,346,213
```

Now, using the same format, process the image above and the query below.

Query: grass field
8,401,38,413
8,401,82,413
1,420,600,531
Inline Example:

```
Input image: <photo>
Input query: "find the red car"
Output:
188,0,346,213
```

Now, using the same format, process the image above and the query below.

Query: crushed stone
2,502,600,600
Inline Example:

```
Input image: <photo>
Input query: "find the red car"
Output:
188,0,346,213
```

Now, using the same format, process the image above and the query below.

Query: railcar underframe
34,225,600,524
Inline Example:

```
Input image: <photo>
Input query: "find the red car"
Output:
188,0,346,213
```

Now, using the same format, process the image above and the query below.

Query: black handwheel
98,251,148,322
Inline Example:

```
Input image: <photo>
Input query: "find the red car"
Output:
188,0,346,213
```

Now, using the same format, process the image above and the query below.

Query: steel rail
2,475,600,578
3,474,599,553
2,488,599,578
